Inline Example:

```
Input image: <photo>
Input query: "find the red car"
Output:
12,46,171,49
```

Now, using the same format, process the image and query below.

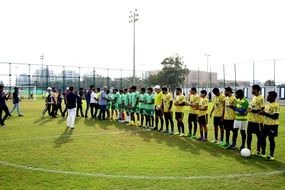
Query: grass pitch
0,100,285,190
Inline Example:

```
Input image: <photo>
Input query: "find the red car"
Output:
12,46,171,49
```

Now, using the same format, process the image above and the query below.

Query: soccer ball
240,148,251,158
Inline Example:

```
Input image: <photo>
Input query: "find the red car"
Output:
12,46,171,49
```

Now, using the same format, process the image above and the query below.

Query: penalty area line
0,160,284,180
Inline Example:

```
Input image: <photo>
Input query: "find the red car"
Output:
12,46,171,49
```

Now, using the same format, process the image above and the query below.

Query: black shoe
152,127,158,130
18,114,23,117
157,128,163,132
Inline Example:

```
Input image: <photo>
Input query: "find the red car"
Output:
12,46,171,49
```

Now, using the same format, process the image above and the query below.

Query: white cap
66,87,69,91
47,87,52,90
153,85,160,89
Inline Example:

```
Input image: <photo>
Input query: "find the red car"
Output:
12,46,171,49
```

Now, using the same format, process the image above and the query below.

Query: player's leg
188,114,192,136
247,121,254,150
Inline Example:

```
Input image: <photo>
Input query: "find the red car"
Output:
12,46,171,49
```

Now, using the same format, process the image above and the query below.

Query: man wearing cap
152,85,164,131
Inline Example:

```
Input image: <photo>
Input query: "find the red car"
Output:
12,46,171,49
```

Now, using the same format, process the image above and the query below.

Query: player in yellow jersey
186,87,199,139
223,87,236,148
247,84,264,155
210,88,226,145
174,88,186,136
162,86,174,134
260,91,279,160
152,85,164,131
197,90,208,141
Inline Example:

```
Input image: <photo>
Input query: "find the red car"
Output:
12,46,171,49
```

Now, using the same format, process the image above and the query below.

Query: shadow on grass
54,128,74,148
110,121,285,173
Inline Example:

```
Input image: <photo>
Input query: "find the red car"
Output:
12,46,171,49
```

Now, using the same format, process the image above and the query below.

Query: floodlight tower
129,9,139,85
204,54,211,91
40,54,44,84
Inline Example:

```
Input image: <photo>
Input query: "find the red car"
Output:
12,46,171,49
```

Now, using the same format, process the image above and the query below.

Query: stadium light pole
129,9,139,85
40,54,44,86
204,54,211,91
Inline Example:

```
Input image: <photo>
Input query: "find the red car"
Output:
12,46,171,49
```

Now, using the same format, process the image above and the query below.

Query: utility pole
129,9,139,85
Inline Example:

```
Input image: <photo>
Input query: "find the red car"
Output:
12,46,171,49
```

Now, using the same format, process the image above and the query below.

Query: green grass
0,100,285,190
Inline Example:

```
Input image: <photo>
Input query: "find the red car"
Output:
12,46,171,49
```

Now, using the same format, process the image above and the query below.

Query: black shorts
247,121,262,134
175,112,184,120
155,106,163,117
214,117,223,127
262,125,278,137
223,120,234,131
198,115,208,125
188,113,198,122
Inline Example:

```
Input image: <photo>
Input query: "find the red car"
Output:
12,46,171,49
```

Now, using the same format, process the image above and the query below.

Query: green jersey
131,91,139,107
125,92,131,106
139,93,147,109
121,94,126,105
235,98,249,121
145,93,154,110
107,93,114,106
117,93,123,105
113,92,120,106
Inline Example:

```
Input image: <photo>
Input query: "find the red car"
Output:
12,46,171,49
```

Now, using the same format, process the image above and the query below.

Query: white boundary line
0,160,284,180
1,130,284,180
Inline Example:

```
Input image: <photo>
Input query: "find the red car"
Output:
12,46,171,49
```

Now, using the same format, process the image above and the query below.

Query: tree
148,54,189,91
264,80,275,86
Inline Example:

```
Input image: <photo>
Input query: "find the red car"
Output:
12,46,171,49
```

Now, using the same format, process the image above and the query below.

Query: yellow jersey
212,93,225,117
198,97,208,116
248,95,265,123
162,93,173,112
154,91,163,106
189,94,199,114
174,94,185,112
224,95,236,120
264,101,280,125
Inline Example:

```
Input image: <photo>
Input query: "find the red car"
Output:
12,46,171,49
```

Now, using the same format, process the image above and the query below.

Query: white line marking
0,160,284,180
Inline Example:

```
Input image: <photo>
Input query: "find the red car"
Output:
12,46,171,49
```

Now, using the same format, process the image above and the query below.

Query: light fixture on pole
204,54,211,91
40,54,44,84
129,9,139,85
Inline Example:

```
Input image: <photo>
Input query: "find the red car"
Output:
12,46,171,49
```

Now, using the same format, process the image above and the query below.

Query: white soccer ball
240,148,251,158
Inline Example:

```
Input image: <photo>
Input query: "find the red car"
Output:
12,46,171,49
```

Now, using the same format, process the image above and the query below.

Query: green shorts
112,104,119,110
139,108,145,114
106,104,112,110
145,109,154,116
118,104,124,112
130,106,139,113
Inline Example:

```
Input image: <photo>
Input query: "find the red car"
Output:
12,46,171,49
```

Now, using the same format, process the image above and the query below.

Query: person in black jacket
9,87,23,116
76,88,85,117
66,86,79,129
0,85,11,127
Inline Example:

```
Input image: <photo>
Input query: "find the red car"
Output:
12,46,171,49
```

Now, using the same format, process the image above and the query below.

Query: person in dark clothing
55,90,63,116
76,88,85,117
66,86,79,129
0,85,11,127
62,88,69,117
9,87,23,116
85,85,94,118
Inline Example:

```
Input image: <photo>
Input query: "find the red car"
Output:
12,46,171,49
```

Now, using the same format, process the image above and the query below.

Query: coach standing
0,85,11,128
66,86,78,129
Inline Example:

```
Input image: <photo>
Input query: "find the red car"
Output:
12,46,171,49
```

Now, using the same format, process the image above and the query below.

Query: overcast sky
1,0,285,83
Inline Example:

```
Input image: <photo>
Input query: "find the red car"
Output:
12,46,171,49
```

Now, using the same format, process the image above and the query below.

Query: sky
1,0,285,83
